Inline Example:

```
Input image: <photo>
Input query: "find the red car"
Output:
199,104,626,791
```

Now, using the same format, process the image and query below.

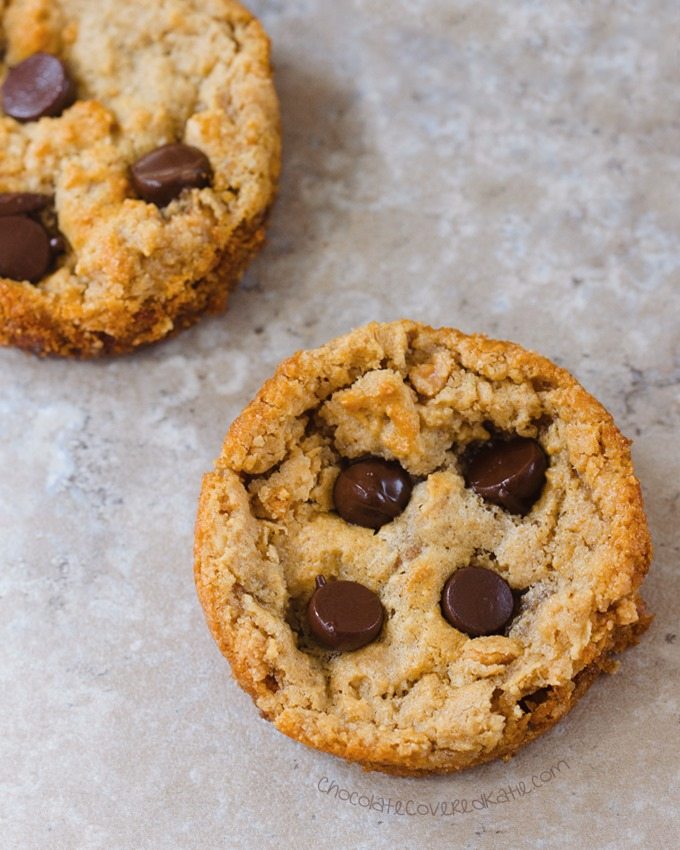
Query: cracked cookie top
195,320,652,774
0,0,279,355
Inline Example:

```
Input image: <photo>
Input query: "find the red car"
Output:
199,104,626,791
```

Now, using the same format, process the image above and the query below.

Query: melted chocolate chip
0,215,51,282
333,457,413,529
130,143,213,206
441,566,515,637
0,192,51,217
1,53,76,122
465,437,547,514
307,576,384,651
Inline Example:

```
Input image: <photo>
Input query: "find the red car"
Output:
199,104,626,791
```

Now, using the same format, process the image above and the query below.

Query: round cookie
194,320,653,775
0,0,280,357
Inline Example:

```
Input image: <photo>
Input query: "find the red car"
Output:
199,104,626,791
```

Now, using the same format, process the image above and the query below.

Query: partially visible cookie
0,0,280,357
194,320,653,775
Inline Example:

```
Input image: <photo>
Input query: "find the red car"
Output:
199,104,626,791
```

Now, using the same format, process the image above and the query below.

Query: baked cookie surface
195,321,652,775
0,0,280,356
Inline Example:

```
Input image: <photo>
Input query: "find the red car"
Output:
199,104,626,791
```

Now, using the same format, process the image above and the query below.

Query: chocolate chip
1,53,76,122
0,215,51,282
465,437,547,514
307,576,384,651
130,143,213,206
333,457,413,529
49,234,66,254
441,566,515,637
0,192,51,217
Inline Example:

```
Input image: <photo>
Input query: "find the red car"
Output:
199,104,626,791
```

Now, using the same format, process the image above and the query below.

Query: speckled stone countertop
2,2,679,848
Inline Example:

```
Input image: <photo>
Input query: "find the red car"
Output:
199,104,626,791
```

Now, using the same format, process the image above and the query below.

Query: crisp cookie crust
0,0,280,356
195,320,653,775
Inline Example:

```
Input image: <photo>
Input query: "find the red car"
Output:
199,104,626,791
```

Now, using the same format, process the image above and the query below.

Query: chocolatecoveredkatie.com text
316,758,570,818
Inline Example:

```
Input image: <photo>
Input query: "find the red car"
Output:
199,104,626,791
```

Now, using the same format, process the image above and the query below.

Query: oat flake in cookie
194,321,653,775
0,0,280,357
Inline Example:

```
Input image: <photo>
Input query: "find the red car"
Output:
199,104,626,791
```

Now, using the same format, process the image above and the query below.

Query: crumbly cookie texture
195,321,653,775
0,0,280,356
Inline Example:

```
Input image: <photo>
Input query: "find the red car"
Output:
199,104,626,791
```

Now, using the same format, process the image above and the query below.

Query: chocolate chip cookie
0,0,279,357
194,321,652,775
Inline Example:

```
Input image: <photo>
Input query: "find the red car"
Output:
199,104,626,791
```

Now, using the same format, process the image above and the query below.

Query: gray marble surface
2,2,679,848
